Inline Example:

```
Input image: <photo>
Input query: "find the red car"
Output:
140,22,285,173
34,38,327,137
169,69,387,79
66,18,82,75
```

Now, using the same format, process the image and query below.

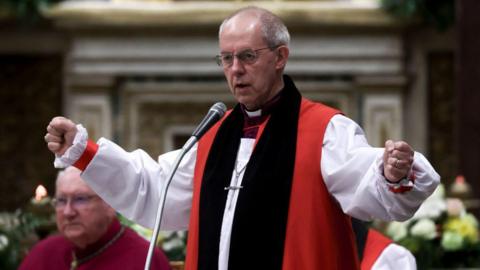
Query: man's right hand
45,116,78,156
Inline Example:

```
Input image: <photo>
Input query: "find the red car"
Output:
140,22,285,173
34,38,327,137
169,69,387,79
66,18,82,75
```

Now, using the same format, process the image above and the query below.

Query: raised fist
383,140,414,182
44,116,78,156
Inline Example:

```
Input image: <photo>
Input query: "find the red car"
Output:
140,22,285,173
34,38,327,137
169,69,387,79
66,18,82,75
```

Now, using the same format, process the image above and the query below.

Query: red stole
361,229,393,270
185,98,359,270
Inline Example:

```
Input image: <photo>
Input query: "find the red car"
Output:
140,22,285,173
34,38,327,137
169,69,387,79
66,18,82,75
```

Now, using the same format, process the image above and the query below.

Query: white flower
0,212,20,230
0,234,9,251
412,185,446,220
463,213,479,228
176,231,186,238
441,231,464,251
162,237,185,252
410,218,437,240
386,221,409,241
161,231,176,238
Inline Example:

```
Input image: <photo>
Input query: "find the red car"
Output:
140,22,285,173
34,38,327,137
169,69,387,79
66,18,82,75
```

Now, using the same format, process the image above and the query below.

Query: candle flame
35,185,48,201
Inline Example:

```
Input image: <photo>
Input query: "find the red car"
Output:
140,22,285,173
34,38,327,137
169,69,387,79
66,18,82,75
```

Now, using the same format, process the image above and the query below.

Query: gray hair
55,166,81,185
219,6,290,48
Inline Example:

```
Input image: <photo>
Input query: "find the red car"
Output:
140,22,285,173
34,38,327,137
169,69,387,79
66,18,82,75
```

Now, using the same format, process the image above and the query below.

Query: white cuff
376,156,415,193
53,124,89,168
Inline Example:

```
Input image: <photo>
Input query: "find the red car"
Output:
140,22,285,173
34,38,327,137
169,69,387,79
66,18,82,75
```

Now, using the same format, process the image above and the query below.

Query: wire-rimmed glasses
215,45,280,67
51,194,98,210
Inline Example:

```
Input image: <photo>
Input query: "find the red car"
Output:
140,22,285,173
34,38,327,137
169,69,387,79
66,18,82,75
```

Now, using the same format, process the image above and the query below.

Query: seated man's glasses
51,194,97,210
215,45,280,67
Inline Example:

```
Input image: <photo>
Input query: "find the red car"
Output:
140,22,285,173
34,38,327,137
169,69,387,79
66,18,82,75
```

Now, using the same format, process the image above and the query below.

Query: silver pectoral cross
224,163,247,209
224,185,243,191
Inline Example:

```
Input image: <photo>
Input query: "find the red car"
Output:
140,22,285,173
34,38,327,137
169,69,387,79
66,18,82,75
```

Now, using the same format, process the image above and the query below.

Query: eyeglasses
51,194,98,210
215,45,280,67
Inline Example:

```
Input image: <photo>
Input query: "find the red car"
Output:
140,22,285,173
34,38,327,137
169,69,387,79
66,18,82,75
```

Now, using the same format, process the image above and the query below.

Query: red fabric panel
282,98,359,270
73,139,99,171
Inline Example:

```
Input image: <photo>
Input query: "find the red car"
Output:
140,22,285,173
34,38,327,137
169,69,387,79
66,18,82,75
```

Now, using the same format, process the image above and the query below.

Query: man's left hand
383,140,414,182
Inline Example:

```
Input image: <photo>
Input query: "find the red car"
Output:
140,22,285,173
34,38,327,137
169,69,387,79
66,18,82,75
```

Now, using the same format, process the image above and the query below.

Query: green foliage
381,0,455,30
0,209,56,270
159,231,187,261
0,0,64,22
379,185,480,269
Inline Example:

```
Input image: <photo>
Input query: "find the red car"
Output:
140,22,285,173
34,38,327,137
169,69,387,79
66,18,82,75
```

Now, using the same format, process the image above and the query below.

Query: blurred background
0,0,478,269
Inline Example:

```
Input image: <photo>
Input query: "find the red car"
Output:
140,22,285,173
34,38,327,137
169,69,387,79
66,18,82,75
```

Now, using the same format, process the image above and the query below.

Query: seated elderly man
19,166,171,270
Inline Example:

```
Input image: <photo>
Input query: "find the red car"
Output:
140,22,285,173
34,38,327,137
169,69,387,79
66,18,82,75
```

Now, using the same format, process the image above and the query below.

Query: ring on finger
395,159,400,168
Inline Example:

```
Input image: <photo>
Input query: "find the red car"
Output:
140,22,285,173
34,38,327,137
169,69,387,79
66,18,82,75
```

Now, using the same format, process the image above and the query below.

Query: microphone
144,101,226,270
192,102,227,139
183,102,227,151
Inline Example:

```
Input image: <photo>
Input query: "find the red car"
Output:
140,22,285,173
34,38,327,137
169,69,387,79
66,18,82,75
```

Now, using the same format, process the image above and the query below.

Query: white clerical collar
244,109,262,118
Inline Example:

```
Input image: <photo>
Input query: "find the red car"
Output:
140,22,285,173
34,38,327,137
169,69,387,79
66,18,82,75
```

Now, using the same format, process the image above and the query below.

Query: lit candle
31,185,51,206
35,185,48,201
27,184,56,239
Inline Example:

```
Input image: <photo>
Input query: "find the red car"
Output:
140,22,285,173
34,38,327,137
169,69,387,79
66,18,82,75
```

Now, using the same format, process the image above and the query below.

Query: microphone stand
143,101,226,270
144,136,197,270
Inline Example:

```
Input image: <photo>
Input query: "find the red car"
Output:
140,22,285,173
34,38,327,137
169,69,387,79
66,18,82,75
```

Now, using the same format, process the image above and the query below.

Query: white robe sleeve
371,243,417,270
322,114,440,221
81,138,195,230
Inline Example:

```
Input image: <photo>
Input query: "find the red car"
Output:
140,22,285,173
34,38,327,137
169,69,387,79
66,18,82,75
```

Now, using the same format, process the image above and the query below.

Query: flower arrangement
379,184,480,269
0,209,54,270
0,185,57,270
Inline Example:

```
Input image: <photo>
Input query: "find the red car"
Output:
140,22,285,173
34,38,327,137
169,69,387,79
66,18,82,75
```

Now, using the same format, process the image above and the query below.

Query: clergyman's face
219,14,284,110
54,169,115,248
